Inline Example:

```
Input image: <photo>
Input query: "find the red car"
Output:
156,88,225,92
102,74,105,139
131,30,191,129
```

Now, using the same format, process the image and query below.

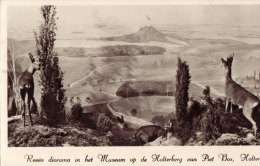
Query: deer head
27,52,40,74
221,53,234,79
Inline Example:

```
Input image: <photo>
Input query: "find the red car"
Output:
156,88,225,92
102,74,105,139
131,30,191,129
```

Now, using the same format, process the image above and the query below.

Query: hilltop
103,26,171,43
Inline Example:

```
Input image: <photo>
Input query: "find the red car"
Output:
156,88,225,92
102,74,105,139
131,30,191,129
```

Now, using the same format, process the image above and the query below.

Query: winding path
107,99,153,127
70,63,114,87
191,80,225,97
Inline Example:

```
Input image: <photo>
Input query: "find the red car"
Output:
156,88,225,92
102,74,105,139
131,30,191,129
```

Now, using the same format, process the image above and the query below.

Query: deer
18,53,40,127
132,120,172,145
221,54,260,136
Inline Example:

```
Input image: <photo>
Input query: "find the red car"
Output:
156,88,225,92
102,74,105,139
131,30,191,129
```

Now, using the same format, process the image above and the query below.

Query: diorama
7,5,260,146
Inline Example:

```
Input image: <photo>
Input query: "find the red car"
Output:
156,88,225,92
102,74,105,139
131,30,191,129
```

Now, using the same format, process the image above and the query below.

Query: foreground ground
8,115,135,146
8,106,260,146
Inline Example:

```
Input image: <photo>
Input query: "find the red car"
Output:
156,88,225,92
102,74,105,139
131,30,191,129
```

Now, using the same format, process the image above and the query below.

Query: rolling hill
102,26,171,43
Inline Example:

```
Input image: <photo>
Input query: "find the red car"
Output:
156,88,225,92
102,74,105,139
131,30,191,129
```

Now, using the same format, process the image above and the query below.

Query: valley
8,24,260,146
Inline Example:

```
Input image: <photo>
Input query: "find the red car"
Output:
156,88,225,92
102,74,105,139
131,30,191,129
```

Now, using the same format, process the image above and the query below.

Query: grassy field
8,24,260,122
7,24,260,146
55,45,165,57
110,96,175,122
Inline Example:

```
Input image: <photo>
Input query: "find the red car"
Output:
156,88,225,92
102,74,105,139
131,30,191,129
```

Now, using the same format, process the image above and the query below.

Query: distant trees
131,108,137,116
69,97,83,121
116,81,174,98
35,5,66,124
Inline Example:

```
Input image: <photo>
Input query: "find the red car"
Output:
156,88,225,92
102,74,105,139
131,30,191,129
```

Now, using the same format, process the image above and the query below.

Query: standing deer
221,54,260,135
132,120,172,145
18,53,40,127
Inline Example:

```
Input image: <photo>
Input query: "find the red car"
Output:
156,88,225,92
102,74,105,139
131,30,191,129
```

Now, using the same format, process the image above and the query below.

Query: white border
3,0,260,5
1,1,260,166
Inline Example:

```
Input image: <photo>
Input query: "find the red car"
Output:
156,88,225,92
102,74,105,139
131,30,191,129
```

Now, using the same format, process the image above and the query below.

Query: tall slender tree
34,5,66,124
175,57,191,129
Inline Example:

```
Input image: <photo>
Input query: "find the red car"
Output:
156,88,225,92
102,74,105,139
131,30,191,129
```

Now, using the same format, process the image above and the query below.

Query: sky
7,5,260,28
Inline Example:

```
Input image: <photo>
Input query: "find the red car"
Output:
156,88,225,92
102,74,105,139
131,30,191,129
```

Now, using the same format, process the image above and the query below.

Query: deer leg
28,97,33,126
230,102,233,114
136,137,145,146
20,90,26,127
23,100,26,127
139,135,149,145
225,99,229,112
32,97,39,116
134,134,145,145
243,109,257,136
19,100,22,115
250,115,257,136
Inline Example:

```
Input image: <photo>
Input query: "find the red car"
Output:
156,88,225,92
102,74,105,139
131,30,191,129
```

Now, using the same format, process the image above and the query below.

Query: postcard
1,0,260,165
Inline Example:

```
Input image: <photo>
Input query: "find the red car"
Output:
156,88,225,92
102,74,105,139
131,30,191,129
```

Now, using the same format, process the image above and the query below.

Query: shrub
131,109,137,116
8,97,17,117
69,97,74,106
69,103,83,121
96,114,112,134
151,115,167,127
187,99,206,124
193,86,222,140
198,108,222,140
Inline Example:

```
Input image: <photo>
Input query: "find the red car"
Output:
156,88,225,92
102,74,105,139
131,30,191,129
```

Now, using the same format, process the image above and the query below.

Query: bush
69,103,83,121
198,109,222,140
151,115,167,126
176,86,223,144
8,97,17,117
96,114,112,134
187,99,206,124
190,87,222,141
131,109,137,116
69,97,74,106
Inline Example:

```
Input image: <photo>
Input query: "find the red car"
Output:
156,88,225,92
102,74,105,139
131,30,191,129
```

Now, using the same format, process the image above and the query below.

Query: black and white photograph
5,3,260,148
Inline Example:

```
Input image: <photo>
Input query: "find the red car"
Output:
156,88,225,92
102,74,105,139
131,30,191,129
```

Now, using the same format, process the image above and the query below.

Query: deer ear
230,56,233,63
28,52,35,63
228,54,234,63
221,58,225,64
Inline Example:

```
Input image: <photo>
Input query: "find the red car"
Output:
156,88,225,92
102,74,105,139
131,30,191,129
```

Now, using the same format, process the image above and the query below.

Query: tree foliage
200,86,222,139
97,114,113,134
69,97,83,121
175,57,191,125
174,57,191,143
34,5,66,123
